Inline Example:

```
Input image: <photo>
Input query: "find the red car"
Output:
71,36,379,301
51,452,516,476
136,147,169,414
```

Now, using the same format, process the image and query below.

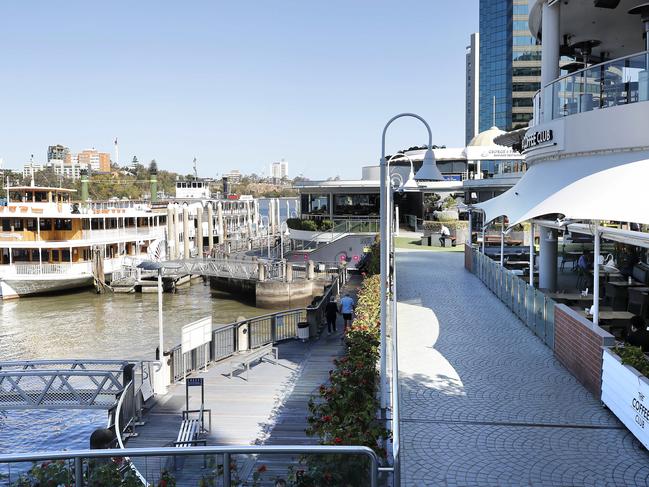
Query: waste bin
297,322,310,341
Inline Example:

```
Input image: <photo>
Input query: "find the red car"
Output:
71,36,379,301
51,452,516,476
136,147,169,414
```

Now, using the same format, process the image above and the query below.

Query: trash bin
297,322,310,341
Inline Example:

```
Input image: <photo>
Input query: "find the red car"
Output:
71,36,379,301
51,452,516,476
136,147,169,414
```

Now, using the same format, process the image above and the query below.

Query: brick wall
554,304,615,398
464,244,473,272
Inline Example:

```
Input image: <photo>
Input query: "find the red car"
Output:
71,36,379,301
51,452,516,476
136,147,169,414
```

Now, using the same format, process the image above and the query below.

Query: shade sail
476,152,649,226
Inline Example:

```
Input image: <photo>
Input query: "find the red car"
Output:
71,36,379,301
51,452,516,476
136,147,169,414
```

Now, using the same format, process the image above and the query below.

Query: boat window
26,219,36,231
34,192,47,202
61,249,70,261
1,219,10,231
40,219,52,231
54,219,73,231
13,219,23,231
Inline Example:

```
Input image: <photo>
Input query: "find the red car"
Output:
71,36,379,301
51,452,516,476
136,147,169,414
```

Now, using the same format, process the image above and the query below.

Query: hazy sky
0,1,478,179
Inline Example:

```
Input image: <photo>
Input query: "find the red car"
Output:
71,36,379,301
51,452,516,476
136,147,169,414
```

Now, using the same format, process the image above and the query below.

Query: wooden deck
126,276,362,486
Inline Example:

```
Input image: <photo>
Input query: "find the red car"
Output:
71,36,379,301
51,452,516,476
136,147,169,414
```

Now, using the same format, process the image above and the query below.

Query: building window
301,194,329,215
333,194,380,217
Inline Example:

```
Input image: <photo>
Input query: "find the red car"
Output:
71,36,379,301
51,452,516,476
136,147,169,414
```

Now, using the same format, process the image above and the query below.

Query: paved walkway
396,250,649,487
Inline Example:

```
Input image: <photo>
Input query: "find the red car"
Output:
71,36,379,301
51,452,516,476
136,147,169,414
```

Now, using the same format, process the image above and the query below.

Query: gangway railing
167,268,347,382
0,360,129,410
0,445,380,487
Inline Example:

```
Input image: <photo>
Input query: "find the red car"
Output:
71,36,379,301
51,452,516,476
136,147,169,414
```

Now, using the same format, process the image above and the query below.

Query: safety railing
545,50,649,121
472,249,556,349
167,270,346,383
0,445,379,487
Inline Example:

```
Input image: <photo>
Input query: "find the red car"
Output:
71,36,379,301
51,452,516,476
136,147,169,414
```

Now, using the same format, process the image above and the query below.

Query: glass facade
479,0,541,132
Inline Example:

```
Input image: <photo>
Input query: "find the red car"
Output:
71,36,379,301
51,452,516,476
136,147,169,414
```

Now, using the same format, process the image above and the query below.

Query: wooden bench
173,406,208,469
229,343,278,380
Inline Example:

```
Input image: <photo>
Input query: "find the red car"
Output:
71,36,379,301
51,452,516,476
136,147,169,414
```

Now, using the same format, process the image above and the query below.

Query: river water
0,282,279,454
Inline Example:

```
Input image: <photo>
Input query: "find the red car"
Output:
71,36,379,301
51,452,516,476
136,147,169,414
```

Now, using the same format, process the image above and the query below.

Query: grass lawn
394,236,465,252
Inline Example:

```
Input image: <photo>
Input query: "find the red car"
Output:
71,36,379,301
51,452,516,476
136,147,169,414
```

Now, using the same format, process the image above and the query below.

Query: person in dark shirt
325,297,339,334
627,315,649,352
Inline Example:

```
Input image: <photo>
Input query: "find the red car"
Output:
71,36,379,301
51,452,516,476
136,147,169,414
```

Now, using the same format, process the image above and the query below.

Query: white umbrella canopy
475,151,649,227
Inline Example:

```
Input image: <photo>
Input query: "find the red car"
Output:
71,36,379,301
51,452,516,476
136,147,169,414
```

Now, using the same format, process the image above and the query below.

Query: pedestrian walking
339,293,355,333
325,297,338,334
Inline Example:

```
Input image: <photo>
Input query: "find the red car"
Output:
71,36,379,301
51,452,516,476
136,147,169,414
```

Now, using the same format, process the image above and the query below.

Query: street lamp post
280,222,290,260
137,260,182,395
380,113,441,410
260,215,271,258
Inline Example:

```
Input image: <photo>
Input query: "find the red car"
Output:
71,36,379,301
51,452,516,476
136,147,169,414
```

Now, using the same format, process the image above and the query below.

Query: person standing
339,293,355,333
325,297,339,334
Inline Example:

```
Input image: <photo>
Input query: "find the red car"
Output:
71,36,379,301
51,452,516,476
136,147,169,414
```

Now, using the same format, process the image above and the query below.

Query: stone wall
554,304,615,398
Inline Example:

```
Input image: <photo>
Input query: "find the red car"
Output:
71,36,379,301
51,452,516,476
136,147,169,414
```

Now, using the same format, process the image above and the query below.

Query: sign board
522,129,554,152
181,317,212,355
187,377,204,387
602,349,649,449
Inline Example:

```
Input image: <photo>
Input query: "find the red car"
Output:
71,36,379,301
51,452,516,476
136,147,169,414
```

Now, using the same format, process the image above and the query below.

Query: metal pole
74,457,83,486
381,112,433,411
223,452,231,486
529,223,534,287
593,220,600,325
500,217,505,266
158,269,165,384
391,237,401,487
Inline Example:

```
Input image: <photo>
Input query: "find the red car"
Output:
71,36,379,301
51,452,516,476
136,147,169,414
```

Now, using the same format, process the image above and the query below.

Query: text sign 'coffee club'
522,129,553,151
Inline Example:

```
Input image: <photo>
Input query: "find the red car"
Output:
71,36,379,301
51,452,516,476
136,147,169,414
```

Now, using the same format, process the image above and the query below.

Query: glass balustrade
544,50,649,121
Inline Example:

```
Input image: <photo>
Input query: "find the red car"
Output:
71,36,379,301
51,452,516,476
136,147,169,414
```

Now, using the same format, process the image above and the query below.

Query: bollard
307,260,315,280
258,262,266,282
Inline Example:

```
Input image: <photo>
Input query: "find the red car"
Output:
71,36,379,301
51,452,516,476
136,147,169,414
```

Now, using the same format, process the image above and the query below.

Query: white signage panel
602,349,649,449
181,317,212,355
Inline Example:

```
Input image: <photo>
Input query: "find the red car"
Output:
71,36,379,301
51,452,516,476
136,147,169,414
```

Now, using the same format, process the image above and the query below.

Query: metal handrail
543,49,649,89
0,445,380,487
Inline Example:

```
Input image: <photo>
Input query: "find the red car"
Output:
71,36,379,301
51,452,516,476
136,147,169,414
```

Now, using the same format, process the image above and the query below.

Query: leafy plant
613,345,649,376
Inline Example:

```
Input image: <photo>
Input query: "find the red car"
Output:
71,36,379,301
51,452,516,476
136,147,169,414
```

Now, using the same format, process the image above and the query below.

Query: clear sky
0,1,478,180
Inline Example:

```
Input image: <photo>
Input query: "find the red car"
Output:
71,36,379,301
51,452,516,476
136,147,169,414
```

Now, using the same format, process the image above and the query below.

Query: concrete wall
256,280,314,309
209,276,257,301
553,304,615,398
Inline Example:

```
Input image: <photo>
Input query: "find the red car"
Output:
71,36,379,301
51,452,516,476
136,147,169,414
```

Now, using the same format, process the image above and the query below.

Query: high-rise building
47,144,70,163
465,33,480,145
77,149,111,173
270,160,289,180
478,0,541,132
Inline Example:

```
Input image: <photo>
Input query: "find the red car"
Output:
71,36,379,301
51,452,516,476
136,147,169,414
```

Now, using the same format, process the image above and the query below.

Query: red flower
257,464,267,473
333,437,343,444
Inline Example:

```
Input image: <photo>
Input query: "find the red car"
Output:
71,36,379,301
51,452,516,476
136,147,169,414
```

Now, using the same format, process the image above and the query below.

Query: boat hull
0,276,95,299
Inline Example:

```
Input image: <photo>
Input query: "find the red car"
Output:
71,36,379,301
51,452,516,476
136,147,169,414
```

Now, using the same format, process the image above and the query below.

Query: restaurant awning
475,152,649,227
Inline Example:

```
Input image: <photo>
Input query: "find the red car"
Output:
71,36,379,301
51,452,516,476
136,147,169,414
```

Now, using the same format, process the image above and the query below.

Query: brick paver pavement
397,250,649,487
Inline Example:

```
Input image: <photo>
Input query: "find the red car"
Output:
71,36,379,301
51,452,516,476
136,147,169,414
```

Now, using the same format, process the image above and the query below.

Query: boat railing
81,227,165,241
3,257,127,276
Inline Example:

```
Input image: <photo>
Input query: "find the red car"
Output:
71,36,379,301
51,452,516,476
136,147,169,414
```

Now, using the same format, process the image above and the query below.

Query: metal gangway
0,360,131,410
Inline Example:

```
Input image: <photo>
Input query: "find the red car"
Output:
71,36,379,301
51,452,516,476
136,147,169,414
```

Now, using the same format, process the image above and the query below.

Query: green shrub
423,220,468,233
613,345,649,377
318,219,334,231
301,219,318,231
286,218,303,230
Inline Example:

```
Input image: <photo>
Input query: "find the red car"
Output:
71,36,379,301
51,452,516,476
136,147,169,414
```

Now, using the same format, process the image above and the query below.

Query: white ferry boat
0,185,166,299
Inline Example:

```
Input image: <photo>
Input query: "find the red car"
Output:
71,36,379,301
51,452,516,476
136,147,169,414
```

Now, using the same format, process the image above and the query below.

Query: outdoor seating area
479,225,649,347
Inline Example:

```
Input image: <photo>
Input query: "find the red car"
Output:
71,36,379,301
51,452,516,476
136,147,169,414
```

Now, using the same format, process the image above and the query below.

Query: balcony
543,50,649,122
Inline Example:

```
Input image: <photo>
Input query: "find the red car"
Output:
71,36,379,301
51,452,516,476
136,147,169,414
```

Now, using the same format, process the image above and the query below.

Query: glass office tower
478,0,541,132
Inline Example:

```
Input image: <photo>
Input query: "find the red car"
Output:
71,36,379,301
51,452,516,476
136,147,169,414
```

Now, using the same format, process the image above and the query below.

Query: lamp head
414,148,444,181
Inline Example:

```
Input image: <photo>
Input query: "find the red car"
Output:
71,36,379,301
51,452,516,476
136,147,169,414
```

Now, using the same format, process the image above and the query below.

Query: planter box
602,348,649,449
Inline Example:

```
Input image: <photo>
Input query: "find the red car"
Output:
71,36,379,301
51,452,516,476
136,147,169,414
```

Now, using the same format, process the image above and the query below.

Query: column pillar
196,205,204,257
173,205,180,260
207,203,214,251
467,210,473,246
182,206,190,259
529,223,535,286
538,225,558,291
541,0,561,121
246,201,253,237
217,201,224,243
